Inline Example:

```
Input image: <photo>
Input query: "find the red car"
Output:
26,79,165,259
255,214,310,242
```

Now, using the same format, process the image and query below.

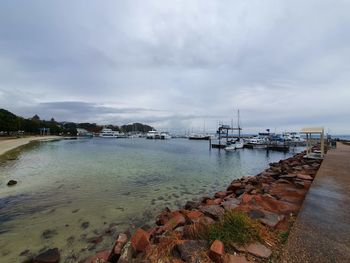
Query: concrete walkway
281,142,350,263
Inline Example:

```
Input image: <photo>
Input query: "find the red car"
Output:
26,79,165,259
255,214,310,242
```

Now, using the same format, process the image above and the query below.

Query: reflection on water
0,138,299,262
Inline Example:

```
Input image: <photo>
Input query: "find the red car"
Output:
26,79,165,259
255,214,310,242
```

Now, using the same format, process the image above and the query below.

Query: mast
238,109,241,138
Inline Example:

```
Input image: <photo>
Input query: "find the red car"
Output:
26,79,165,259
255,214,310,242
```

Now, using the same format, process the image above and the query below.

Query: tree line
0,108,154,136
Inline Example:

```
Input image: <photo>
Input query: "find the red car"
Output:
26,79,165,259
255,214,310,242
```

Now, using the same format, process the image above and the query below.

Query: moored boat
99,128,119,138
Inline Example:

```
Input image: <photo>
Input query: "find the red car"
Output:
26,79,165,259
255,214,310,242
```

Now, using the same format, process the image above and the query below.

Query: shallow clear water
0,138,300,262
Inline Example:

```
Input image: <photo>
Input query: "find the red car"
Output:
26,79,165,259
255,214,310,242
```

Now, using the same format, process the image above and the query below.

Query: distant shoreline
0,136,62,156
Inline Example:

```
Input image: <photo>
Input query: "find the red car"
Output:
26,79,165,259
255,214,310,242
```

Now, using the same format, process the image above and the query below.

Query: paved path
281,142,350,263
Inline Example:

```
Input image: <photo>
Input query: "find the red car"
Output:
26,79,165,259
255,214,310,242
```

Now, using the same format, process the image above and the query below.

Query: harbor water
0,138,301,262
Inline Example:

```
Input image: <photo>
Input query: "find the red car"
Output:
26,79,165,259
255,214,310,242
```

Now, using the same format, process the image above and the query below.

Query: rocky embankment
30,151,322,263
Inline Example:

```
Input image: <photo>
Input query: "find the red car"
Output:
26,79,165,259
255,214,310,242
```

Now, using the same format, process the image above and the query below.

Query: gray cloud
0,0,349,134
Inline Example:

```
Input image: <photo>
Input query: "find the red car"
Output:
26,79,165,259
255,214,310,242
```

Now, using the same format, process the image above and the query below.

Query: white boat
99,128,119,138
188,133,211,140
146,130,160,139
244,137,268,148
225,139,244,151
160,132,171,140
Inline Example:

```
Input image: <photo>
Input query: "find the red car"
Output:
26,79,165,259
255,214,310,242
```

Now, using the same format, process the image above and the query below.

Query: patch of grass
199,210,261,246
279,231,289,244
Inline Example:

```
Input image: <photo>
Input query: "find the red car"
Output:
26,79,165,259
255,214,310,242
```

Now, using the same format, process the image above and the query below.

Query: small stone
81,221,90,229
33,248,60,263
7,179,17,186
41,229,57,239
87,235,103,244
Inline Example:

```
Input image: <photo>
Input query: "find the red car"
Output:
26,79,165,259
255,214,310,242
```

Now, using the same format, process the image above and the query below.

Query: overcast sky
0,0,349,134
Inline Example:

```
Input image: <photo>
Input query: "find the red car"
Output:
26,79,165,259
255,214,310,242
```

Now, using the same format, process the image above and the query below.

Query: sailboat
225,110,244,151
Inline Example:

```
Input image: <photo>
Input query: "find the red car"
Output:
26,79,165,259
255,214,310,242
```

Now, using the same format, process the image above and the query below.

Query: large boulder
199,205,225,219
222,198,240,211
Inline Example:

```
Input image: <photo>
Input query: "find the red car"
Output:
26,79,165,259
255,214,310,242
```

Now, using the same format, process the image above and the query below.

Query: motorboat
160,132,171,140
188,133,211,140
99,128,119,138
224,139,244,151
244,137,268,148
146,130,160,139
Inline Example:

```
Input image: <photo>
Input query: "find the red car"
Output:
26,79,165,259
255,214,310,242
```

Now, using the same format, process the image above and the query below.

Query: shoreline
0,136,63,157
76,148,324,263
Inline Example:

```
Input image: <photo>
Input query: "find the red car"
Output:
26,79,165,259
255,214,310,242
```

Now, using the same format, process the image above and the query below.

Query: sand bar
0,136,62,156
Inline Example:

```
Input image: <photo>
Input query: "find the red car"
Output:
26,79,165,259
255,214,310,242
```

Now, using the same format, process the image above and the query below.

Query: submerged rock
81,221,90,229
7,179,17,186
33,248,60,263
41,229,57,239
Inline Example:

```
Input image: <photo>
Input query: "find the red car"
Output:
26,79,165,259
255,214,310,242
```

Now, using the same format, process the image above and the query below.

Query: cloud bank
0,0,349,134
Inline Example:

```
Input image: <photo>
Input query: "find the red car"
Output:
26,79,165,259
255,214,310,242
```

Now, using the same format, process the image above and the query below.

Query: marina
0,137,300,262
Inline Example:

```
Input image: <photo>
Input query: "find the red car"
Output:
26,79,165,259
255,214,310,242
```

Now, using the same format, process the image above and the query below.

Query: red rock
240,193,254,204
163,213,186,231
156,207,171,225
227,182,242,192
259,195,300,214
85,250,111,263
215,191,228,199
131,228,150,252
209,240,225,263
206,198,222,205
184,210,204,222
223,254,250,263
296,174,313,180
192,215,215,225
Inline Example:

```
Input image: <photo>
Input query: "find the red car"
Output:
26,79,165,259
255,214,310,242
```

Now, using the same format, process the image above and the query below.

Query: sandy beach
0,136,62,156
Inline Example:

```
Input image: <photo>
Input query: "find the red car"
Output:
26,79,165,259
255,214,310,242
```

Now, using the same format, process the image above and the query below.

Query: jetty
282,142,350,262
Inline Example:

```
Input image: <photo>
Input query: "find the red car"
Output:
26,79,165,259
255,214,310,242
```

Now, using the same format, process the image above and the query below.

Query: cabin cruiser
244,136,269,148
99,128,119,138
146,130,160,139
160,132,171,140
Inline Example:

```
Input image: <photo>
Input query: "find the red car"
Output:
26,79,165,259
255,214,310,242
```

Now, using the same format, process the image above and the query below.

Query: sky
0,0,349,134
